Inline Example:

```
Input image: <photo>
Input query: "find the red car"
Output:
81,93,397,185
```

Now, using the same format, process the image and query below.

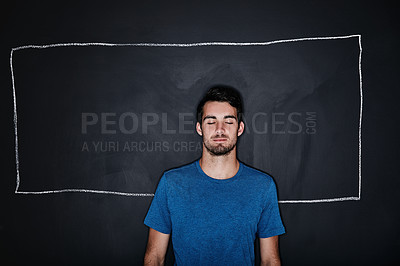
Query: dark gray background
2,0,399,265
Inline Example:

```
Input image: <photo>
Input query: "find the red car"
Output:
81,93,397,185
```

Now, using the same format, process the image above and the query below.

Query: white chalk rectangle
10,34,362,203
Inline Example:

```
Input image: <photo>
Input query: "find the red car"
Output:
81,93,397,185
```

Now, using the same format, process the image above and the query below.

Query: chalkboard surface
3,1,399,265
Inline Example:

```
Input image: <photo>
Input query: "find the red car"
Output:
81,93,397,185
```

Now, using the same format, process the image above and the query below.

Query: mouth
212,138,228,142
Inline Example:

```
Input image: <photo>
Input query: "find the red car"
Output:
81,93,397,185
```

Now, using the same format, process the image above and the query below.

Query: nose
215,121,225,135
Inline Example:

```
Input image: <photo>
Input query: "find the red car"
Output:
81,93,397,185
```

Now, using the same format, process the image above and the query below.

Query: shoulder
156,160,198,193
239,162,280,208
240,162,276,189
162,160,198,182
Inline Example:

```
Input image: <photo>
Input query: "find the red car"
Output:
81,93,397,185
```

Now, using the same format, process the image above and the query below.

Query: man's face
196,101,244,156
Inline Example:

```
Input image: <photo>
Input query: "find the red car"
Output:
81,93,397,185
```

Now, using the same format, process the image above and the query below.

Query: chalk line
15,189,154,197
358,35,363,199
10,49,20,193
279,196,360,204
11,34,362,203
11,34,361,51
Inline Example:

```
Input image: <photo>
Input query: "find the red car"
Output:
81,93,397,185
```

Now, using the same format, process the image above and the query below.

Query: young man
144,86,285,265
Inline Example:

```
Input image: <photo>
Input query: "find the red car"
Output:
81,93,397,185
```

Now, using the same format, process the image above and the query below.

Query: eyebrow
203,115,237,121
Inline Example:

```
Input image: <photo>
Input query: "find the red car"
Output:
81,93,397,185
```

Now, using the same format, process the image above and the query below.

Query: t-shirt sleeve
144,174,172,234
257,179,286,238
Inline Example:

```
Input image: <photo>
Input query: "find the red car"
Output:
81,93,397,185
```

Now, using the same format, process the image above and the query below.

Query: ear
237,121,245,137
196,122,203,136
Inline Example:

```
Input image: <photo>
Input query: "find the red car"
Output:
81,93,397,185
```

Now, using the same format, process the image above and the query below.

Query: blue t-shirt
144,160,285,265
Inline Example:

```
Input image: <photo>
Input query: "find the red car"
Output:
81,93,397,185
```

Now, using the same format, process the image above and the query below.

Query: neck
199,146,240,180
